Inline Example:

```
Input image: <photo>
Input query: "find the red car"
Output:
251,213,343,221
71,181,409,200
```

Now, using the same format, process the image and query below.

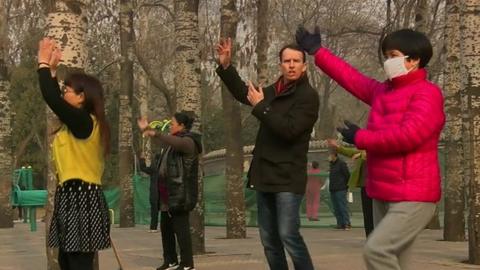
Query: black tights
58,249,95,270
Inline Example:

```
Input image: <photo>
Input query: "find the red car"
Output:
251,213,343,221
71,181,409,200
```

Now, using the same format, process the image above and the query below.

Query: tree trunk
419,0,441,230
220,0,246,239
460,0,480,264
443,0,466,242
256,0,269,85
43,1,91,269
0,0,13,229
118,0,135,228
414,0,429,33
174,0,204,254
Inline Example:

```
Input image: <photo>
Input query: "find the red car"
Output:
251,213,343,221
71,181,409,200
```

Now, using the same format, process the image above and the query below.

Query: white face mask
383,56,411,80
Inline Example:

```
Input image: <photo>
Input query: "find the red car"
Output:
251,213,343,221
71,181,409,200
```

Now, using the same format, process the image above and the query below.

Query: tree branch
133,43,174,114
138,2,174,19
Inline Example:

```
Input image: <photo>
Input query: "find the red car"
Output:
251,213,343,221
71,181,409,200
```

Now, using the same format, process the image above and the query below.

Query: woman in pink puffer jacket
297,27,445,270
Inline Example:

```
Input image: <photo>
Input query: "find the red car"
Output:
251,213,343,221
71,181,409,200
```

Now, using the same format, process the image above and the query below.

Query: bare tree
174,0,204,254
256,0,269,85
414,0,429,33
0,0,13,229
220,0,246,239
118,0,135,228
460,0,480,264
443,0,465,242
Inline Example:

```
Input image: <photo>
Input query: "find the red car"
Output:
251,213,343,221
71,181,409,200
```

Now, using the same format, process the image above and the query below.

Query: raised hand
38,37,55,65
295,25,322,55
326,138,339,148
49,46,62,71
216,38,232,69
137,116,149,131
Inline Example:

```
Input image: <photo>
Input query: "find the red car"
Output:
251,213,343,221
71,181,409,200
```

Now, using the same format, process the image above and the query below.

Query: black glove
337,120,360,145
295,25,322,55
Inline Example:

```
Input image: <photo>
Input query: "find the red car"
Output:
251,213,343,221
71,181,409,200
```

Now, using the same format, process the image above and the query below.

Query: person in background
328,139,373,237
306,161,324,221
328,150,351,230
38,37,111,270
138,152,162,233
138,112,202,270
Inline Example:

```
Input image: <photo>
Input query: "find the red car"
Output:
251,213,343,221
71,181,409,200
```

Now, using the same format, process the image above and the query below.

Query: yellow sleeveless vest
52,116,105,185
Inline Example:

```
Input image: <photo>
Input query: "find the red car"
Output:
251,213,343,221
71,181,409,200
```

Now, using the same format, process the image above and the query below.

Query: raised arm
37,38,92,139
215,38,251,105
296,26,385,106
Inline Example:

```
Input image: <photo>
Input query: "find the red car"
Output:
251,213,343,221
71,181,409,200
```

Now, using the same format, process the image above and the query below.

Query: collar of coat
389,68,427,89
273,73,309,97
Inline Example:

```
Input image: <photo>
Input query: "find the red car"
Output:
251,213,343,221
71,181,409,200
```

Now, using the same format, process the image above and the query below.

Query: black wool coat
216,65,319,194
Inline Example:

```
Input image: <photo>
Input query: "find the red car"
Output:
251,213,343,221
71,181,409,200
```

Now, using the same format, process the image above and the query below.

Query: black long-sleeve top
37,68,93,139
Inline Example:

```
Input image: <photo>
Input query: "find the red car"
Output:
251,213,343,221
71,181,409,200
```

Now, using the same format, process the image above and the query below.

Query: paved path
1,222,479,270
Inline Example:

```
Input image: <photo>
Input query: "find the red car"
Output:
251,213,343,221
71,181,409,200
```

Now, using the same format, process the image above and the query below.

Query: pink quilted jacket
315,48,445,202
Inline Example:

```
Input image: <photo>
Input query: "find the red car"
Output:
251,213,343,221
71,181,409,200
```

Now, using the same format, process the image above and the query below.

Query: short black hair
174,111,195,130
312,161,319,169
381,29,432,68
279,44,306,63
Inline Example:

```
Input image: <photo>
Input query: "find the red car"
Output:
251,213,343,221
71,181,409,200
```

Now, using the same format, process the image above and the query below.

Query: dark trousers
330,190,351,227
257,191,314,270
361,187,374,237
150,198,159,230
160,211,194,267
58,249,94,270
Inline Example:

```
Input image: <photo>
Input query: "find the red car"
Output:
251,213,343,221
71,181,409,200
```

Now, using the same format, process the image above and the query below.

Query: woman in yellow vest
37,38,111,270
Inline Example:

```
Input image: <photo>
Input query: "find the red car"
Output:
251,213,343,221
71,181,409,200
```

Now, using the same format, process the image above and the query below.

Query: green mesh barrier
11,146,447,228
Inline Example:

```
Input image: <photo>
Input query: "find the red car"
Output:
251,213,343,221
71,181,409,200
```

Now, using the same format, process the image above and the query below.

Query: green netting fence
14,145,446,229
113,173,364,228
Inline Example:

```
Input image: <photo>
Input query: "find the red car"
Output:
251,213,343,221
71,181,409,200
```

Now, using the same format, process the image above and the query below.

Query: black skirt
48,179,111,252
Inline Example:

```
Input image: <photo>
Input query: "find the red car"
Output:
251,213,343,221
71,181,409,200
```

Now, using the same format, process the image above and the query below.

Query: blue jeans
330,190,350,227
257,191,314,270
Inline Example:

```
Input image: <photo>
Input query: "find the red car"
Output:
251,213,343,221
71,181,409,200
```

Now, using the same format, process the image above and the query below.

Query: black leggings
160,211,194,267
58,249,95,270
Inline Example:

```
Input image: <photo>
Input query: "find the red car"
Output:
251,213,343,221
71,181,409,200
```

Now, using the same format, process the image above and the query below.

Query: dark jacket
139,154,161,205
159,131,202,212
216,65,319,194
329,158,350,192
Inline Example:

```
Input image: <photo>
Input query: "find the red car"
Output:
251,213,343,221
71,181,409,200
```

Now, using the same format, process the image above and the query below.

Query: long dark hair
64,73,111,156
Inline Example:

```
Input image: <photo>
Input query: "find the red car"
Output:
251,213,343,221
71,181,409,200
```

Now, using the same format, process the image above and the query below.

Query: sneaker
343,225,352,231
174,265,195,270
149,229,159,233
156,262,179,270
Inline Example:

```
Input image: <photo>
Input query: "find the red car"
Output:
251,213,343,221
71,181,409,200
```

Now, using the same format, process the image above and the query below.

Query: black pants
160,211,194,267
58,249,94,270
361,187,374,237
150,198,159,230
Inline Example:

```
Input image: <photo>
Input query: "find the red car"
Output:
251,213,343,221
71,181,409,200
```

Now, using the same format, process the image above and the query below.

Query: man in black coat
216,38,319,270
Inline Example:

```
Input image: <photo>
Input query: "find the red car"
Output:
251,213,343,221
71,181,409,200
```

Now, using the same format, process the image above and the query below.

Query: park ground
1,221,479,270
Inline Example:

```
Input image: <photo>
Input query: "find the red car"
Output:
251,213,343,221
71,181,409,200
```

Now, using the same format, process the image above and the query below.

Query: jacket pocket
260,156,293,185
